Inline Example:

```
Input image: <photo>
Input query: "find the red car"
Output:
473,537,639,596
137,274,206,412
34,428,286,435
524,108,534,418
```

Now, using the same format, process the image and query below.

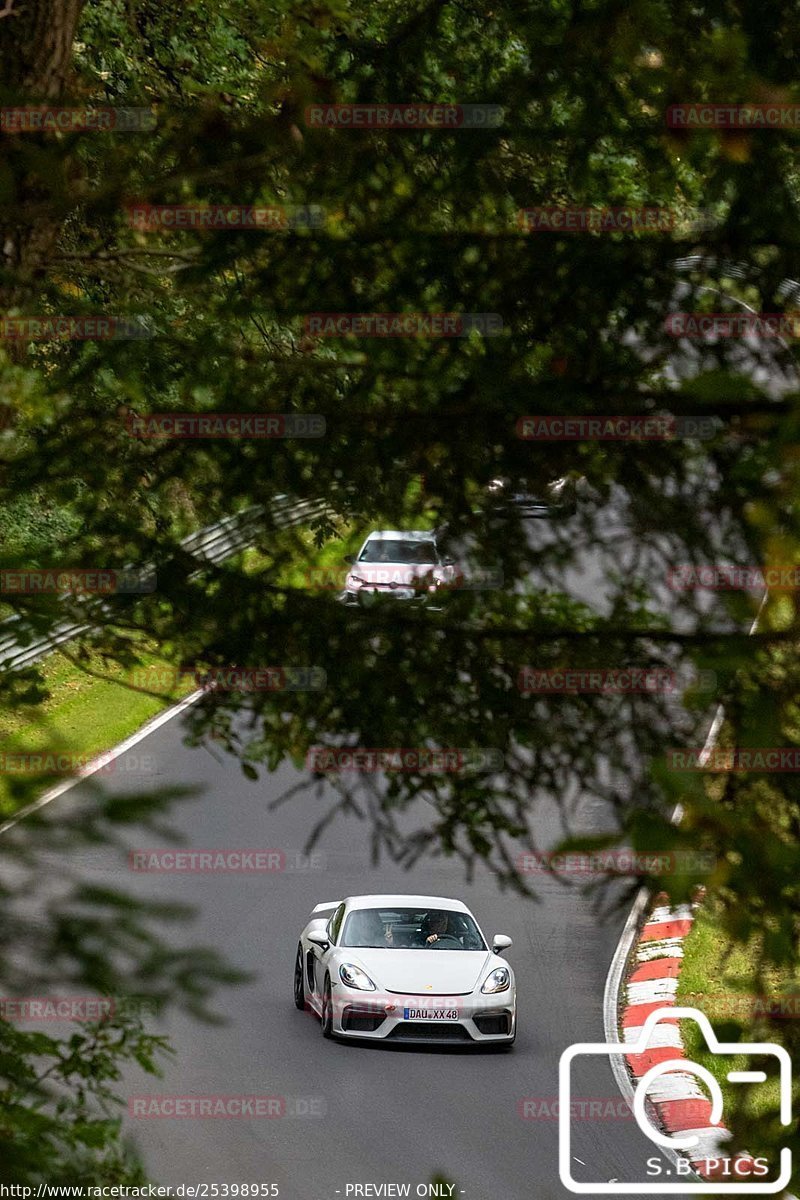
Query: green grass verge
0,644,194,818
676,904,794,1124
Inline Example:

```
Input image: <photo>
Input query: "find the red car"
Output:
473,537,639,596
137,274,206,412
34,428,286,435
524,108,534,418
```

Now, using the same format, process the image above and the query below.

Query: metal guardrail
675,254,800,306
0,495,329,673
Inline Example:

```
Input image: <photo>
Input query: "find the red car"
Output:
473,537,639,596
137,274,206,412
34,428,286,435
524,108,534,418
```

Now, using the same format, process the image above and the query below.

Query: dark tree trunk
0,0,86,321
0,0,85,99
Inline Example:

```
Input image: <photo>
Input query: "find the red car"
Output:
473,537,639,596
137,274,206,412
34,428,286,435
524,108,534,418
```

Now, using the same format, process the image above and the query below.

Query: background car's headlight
481,967,510,993
339,964,376,991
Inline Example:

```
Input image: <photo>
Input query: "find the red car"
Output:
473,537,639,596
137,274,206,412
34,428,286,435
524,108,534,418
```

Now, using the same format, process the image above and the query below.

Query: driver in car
422,911,453,944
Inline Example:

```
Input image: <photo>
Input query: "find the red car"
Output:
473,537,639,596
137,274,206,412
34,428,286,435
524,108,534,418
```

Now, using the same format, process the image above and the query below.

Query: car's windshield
341,907,486,950
358,540,438,565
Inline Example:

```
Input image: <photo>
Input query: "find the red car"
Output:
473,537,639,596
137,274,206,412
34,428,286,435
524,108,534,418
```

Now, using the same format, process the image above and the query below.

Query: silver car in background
340,530,457,604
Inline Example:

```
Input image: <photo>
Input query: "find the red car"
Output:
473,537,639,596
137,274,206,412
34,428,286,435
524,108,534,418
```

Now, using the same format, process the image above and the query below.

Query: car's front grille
342,1007,386,1033
389,1023,472,1042
473,1013,512,1036
386,989,471,996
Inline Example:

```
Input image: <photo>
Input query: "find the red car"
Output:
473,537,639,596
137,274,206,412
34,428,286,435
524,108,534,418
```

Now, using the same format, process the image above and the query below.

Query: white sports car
293,893,516,1046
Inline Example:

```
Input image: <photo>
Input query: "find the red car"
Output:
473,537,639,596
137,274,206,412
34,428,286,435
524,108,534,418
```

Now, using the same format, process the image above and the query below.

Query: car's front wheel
320,975,334,1038
293,944,305,1010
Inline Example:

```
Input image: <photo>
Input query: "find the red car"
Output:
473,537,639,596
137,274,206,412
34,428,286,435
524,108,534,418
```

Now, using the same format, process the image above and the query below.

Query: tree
1,0,799,1179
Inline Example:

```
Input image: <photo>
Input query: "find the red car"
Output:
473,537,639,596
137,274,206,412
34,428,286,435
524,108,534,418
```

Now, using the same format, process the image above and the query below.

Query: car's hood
345,948,493,995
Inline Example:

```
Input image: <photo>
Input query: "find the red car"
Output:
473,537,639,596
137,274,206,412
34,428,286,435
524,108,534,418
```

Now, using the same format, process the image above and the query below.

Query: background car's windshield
341,907,486,949
358,540,438,565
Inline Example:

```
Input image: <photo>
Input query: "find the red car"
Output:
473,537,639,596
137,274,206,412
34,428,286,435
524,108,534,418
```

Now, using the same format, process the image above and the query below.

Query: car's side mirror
307,930,330,950
492,934,512,954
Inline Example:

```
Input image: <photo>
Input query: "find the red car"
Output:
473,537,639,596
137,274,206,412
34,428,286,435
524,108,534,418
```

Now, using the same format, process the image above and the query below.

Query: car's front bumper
339,587,431,606
330,987,516,1044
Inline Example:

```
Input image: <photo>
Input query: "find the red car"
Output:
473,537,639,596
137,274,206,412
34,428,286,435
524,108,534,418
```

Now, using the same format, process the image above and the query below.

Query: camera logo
559,1006,792,1193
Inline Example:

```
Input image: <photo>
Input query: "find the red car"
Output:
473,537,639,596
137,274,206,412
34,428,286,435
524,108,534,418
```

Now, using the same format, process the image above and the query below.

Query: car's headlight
481,967,510,994
339,963,376,991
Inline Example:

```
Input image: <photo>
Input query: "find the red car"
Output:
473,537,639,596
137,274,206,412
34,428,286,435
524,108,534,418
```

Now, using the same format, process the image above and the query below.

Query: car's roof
344,894,471,913
362,530,437,541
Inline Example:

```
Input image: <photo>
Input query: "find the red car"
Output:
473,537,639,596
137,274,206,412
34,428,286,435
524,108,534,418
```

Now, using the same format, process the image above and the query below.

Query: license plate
403,1007,459,1021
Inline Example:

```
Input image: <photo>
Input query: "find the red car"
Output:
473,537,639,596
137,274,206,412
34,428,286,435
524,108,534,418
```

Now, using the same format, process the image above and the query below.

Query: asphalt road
9,711,696,1200
6,475,750,1200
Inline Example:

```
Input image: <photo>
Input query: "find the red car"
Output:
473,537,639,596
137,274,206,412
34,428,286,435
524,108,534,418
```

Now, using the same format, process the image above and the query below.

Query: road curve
11,701,697,1200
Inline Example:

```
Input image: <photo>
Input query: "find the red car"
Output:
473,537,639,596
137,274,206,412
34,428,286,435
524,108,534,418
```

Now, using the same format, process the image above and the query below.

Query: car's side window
327,903,346,945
